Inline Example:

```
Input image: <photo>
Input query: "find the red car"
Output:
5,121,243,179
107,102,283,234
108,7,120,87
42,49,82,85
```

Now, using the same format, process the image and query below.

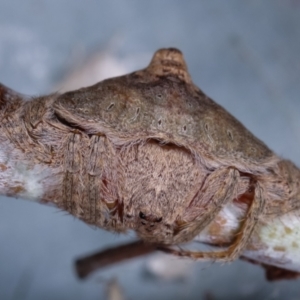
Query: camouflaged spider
1,48,300,263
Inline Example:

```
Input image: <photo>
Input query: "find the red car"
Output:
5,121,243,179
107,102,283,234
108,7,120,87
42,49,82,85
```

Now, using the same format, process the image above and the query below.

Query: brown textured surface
54,49,275,169
0,2,300,298
1,48,300,264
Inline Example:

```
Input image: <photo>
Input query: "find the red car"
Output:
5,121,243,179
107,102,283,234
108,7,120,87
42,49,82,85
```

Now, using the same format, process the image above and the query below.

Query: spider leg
162,182,265,262
264,159,300,216
62,132,82,216
175,167,241,243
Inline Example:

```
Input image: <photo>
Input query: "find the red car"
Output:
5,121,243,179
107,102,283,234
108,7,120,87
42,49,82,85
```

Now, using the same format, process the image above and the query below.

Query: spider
2,48,300,262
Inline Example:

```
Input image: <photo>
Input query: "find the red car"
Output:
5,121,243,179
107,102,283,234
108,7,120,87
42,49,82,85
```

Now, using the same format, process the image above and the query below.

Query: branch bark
1,82,300,280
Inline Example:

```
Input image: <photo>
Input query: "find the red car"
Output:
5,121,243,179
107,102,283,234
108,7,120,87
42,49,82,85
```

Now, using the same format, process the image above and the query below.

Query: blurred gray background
0,1,300,299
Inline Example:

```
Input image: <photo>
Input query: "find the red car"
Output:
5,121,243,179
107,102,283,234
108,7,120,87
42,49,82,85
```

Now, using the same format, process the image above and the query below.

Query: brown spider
1,48,300,262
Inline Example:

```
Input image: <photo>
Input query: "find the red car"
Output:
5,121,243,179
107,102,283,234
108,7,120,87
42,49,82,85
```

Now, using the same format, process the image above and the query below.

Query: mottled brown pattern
1,48,300,262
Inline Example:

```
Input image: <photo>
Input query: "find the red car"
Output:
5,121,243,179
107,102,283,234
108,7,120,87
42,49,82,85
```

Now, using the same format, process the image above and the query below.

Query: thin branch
75,240,157,279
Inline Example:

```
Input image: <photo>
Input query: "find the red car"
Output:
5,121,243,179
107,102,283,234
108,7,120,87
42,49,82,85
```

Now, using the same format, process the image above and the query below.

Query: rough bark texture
1,48,300,278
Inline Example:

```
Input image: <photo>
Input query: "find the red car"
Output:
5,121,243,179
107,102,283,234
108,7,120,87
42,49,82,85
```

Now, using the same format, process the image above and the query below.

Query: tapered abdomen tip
147,48,191,83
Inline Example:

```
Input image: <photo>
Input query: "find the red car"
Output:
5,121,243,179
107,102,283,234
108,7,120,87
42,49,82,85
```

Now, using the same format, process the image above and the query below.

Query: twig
75,240,157,279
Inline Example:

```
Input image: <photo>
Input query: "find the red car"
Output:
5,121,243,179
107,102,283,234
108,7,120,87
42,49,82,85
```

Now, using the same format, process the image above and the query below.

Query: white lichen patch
195,203,244,244
0,148,54,202
244,212,300,272
195,201,300,273
11,164,48,201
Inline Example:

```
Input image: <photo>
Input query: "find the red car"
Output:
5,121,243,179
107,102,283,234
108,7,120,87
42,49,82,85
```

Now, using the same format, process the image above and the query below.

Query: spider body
2,48,300,261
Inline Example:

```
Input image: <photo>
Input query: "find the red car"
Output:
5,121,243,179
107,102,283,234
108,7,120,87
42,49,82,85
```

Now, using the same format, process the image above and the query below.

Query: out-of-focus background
0,1,300,299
